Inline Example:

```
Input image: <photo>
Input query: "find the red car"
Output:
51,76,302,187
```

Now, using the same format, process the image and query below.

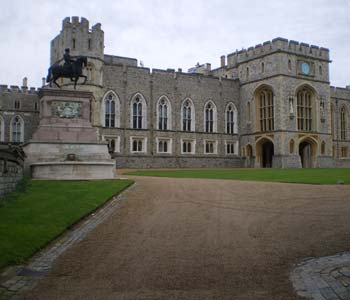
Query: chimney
220,55,226,67
42,77,46,87
22,77,28,88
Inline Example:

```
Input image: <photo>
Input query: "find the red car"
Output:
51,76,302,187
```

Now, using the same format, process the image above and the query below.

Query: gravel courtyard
24,176,350,300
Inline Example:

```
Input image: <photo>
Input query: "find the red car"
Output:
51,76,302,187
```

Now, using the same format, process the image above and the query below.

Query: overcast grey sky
0,0,349,88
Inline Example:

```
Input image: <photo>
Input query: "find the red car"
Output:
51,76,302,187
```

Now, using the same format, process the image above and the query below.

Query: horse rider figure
63,48,75,75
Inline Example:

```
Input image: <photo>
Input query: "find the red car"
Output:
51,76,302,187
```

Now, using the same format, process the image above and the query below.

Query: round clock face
301,62,310,75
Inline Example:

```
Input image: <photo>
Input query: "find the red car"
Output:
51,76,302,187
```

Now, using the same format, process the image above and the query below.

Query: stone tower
214,38,333,168
50,16,106,127
50,16,104,87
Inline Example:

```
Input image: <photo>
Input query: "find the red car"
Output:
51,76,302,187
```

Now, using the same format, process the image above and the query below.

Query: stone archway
256,138,274,168
298,138,317,168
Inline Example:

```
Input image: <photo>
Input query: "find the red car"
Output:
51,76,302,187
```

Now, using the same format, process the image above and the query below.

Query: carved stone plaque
51,101,82,119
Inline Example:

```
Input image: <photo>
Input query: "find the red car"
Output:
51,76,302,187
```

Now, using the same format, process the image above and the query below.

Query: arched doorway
256,138,274,168
299,141,312,168
298,138,317,168
262,141,274,168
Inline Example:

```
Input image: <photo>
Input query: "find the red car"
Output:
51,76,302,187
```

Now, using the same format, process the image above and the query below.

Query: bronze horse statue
46,56,88,89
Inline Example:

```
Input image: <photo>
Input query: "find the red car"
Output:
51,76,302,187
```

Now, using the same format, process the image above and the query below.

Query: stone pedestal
23,88,115,179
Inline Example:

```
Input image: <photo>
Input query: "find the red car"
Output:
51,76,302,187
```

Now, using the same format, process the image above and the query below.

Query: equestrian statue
46,48,88,89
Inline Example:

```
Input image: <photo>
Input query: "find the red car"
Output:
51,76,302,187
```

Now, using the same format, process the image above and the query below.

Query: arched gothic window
331,104,335,137
246,144,252,158
289,139,295,154
256,87,274,132
158,140,169,153
341,106,347,140
157,97,171,130
11,116,23,143
14,100,20,110
86,62,94,82
0,115,4,142
132,139,143,152
297,87,314,131
182,99,195,131
133,97,142,129
204,101,217,133
247,102,251,122
103,91,120,128
109,139,115,153
131,94,147,129
321,141,326,155
226,103,238,134
105,94,115,128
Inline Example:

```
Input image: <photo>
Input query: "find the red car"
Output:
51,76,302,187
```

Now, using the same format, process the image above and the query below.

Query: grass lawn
0,179,133,269
127,168,350,185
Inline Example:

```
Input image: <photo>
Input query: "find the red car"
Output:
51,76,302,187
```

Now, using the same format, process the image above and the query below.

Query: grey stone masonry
1,16,350,169
0,145,24,198
291,253,350,300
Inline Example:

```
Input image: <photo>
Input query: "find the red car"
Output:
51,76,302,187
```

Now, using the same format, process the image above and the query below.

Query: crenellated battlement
226,37,330,67
62,16,89,29
330,86,350,100
61,16,102,33
0,85,38,94
51,16,104,66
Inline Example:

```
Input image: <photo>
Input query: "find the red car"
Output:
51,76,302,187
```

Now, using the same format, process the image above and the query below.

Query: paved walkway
291,253,350,300
1,176,350,300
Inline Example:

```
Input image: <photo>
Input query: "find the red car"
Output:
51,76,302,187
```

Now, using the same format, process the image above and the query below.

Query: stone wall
330,86,350,159
1,16,350,169
0,85,40,143
334,159,350,168
98,65,241,168
115,155,242,169
0,145,24,198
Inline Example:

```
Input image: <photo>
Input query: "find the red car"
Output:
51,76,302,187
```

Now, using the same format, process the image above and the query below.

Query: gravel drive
23,176,350,300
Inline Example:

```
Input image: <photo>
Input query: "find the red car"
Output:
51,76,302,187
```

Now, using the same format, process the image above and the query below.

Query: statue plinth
23,88,116,179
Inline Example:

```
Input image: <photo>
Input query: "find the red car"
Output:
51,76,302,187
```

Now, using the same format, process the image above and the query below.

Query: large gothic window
131,94,147,129
157,97,171,130
256,87,274,132
297,87,314,131
204,101,217,133
11,116,23,143
182,99,194,131
133,98,142,129
226,103,238,134
341,106,347,140
105,94,115,128
102,91,120,128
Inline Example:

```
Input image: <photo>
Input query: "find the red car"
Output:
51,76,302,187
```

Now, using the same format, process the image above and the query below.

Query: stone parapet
226,37,330,67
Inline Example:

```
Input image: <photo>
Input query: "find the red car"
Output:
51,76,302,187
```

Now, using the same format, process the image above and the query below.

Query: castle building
1,16,350,168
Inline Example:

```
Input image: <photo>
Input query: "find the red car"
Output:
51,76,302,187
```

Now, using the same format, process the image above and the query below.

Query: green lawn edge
126,168,350,185
0,179,134,269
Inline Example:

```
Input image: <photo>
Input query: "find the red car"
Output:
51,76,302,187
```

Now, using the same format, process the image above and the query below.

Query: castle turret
50,16,104,86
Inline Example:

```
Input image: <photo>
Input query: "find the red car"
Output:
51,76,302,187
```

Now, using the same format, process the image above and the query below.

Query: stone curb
0,182,137,300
